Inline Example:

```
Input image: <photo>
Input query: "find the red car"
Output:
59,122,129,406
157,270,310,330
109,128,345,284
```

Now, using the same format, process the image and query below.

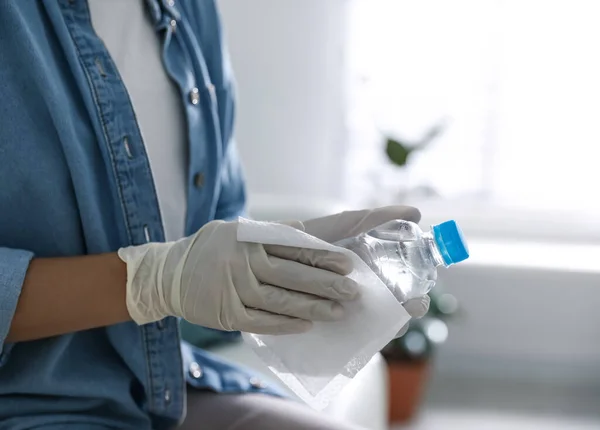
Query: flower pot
387,359,430,424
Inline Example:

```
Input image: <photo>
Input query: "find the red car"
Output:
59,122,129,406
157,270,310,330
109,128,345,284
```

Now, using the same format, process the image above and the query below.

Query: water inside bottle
336,221,437,303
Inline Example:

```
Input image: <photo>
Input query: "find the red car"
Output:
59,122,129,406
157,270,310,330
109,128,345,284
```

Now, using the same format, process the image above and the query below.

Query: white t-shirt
88,0,187,242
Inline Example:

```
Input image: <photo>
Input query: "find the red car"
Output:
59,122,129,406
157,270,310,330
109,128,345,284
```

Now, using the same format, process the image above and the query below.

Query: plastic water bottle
335,220,469,303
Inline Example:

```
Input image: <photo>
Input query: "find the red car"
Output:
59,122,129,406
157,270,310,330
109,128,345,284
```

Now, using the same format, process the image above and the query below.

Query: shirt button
189,87,200,105
169,19,177,32
164,389,171,403
167,0,175,6
189,362,203,379
249,376,267,389
193,172,204,188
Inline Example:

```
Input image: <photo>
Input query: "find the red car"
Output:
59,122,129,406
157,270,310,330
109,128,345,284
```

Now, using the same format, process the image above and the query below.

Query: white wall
219,0,350,205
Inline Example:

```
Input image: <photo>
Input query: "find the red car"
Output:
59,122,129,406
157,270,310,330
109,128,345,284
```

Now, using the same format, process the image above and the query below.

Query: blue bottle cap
432,220,469,266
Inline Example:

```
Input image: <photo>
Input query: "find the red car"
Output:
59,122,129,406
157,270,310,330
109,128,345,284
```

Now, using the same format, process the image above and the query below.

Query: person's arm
7,253,129,343
5,206,428,346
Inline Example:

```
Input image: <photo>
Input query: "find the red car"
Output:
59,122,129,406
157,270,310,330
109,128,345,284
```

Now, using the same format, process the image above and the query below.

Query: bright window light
346,0,600,218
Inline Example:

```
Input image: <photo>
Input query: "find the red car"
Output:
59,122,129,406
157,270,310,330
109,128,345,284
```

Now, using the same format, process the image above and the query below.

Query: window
346,0,600,242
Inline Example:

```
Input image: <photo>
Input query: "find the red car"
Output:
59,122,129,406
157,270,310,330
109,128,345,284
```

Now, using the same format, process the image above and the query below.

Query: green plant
385,119,447,167
381,288,459,363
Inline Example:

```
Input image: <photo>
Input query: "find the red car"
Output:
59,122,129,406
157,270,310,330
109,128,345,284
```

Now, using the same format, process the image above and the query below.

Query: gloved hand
118,220,360,335
299,205,431,337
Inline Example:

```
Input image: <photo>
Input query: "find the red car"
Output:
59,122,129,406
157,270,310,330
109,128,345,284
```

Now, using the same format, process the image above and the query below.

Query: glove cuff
118,242,174,325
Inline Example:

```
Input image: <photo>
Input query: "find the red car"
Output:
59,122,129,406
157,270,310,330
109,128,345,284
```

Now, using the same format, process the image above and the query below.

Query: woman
0,1,427,428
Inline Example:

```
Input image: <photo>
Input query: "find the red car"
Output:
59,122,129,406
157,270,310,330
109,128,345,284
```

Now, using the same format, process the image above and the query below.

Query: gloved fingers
240,309,312,335
303,206,422,243
251,254,360,301
263,244,353,275
403,295,430,319
243,283,345,322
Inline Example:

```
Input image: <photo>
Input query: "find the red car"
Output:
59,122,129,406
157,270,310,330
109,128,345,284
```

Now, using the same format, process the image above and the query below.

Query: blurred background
215,0,600,428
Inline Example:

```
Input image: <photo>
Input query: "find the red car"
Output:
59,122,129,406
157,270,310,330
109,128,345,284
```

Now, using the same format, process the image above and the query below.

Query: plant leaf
385,138,412,166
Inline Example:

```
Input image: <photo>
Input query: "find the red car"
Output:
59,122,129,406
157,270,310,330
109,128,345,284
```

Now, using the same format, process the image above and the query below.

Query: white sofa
207,342,389,430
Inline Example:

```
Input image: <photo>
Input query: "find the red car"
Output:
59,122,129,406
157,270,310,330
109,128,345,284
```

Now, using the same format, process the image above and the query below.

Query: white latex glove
299,206,431,337
118,220,360,335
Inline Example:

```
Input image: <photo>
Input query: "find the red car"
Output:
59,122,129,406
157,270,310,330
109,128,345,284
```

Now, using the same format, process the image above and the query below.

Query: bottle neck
423,232,447,267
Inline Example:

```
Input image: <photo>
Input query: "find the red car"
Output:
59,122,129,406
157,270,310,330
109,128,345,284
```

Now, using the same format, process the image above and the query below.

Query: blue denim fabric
0,1,281,428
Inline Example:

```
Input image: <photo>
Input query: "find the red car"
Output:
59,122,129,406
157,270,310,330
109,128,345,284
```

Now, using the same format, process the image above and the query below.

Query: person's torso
0,1,240,428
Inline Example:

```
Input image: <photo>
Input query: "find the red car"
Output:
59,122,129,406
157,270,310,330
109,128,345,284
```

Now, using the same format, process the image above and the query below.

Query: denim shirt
0,1,281,428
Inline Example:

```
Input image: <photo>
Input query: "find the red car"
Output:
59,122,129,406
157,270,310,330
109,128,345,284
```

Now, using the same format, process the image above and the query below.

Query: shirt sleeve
0,247,34,365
